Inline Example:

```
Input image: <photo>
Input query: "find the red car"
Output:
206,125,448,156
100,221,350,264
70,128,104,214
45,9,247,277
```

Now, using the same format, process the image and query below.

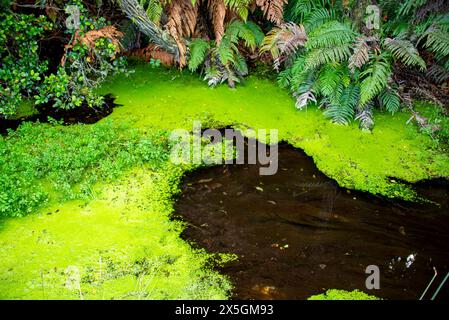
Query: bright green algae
0,166,232,299
0,63,448,300
99,64,449,199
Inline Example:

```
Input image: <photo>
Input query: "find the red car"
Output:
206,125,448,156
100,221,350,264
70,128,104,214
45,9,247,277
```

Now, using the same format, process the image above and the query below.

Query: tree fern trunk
117,0,180,61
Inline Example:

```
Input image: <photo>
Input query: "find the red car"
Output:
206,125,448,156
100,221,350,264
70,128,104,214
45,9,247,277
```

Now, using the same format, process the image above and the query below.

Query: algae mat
0,64,448,299
0,166,231,299
99,64,449,199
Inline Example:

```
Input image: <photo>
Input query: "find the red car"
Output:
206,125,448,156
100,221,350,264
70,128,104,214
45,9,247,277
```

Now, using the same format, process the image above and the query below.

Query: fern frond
306,21,355,50
294,90,316,109
383,38,426,70
323,84,359,125
349,37,370,72
317,63,349,97
224,0,252,20
359,54,392,106
188,38,211,71
379,86,400,114
142,0,163,25
255,0,288,25
426,63,449,84
260,22,307,70
304,44,351,70
423,26,449,58
355,103,374,131
304,8,337,32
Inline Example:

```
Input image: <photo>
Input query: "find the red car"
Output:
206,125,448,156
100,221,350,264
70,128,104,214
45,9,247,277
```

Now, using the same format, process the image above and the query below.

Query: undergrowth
0,120,171,217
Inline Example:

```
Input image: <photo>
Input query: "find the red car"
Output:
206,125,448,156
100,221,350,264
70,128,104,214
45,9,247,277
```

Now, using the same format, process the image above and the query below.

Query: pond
174,136,449,300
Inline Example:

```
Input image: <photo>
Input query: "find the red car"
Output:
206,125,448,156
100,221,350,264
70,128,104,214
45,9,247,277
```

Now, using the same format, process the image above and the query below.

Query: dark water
0,94,118,135
174,140,449,300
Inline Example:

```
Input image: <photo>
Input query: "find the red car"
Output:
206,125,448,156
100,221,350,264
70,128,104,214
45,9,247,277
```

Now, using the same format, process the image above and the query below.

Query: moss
308,289,380,300
8,99,39,120
98,64,449,200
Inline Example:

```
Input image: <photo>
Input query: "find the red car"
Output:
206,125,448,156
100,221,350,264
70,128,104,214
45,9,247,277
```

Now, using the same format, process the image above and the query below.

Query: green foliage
35,2,128,110
188,39,211,72
359,53,392,107
383,38,426,70
379,85,400,114
269,1,432,129
308,289,380,300
189,20,264,88
0,13,52,118
0,121,171,217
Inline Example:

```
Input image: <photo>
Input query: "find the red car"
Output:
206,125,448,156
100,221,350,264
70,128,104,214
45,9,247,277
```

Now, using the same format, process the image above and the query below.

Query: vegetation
0,0,448,301
0,120,171,217
0,13,52,116
1,1,126,118
308,289,380,300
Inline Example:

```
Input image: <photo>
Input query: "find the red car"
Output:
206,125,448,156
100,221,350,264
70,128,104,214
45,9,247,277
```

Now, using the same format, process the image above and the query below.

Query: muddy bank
174,140,449,300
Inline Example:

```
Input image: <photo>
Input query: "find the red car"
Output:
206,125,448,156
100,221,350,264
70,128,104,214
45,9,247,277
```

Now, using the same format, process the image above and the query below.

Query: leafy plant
0,120,172,217
0,13,52,118
188,20,264,87
265,1,428,130
36,2,128,110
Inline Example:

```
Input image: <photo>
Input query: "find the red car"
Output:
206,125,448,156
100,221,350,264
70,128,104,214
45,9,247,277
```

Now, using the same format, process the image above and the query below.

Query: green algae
1,62,448,300
98,63,449,200
308,289,380,300
0,165,232,299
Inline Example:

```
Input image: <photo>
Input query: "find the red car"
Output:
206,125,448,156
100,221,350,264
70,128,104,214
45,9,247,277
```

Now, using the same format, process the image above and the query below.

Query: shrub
0,13,52,118
0,121,171,217
35,2,128,109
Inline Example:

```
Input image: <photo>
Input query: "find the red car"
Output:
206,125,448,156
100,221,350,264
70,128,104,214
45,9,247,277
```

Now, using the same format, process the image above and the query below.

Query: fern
317,63,349,97
260,22,307,70
349,37,370,72
355,103,374,131
224,0,252,20
426,63,449,84
304,44,352,70
323,85,359,125
359,53,392,106
305,21,355,50
379,85,400,114
140,0,164,25
423,26,449,58
383,38,426,70
303,8,338,31
188,39,211,72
